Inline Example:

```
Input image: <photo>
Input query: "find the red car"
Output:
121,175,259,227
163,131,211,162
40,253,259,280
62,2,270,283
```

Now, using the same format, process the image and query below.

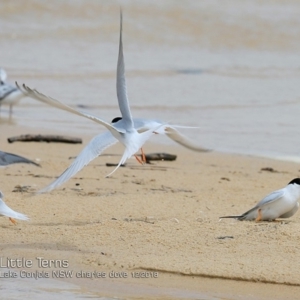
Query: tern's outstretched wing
164,126,211,152
133,118,211,152
116,10,133,130
0,199,29,221
0,151,40,167
38,132,118,193
18,83,126,134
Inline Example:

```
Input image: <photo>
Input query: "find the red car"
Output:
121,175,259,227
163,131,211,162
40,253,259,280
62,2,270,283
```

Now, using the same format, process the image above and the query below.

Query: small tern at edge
0,68,27,117
0,191,29,225
18,11,210,193
220,178,300,221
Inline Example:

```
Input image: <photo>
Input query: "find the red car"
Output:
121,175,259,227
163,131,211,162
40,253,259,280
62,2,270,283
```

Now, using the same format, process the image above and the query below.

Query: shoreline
2,120,300,165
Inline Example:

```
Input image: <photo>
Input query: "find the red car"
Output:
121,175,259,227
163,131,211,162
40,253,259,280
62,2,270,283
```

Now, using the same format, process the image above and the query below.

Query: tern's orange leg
134,148,146,164
255,209,262,222
134,154,143,165
9,218,17,225
140,148,146,163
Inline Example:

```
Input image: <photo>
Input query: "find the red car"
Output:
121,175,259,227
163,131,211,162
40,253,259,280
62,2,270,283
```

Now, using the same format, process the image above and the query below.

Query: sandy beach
1,124,300,299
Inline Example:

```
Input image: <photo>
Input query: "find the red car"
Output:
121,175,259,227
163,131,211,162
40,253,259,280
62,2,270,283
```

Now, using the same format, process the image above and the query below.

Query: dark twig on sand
140,153,177,163
7,134,82,144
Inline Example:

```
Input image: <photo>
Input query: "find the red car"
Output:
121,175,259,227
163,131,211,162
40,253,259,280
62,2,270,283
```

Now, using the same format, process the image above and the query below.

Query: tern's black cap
288,178,300,185
111,117,122,123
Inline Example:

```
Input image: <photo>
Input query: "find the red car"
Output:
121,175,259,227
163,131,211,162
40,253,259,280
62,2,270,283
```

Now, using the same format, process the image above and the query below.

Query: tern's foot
255,209,262,222
9,218,17,225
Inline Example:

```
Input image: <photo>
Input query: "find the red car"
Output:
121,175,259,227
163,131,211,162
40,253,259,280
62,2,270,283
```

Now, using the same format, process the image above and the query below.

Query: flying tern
0,150,40,167
0,191,29,224
220,178,300,221
18,12,161,192
18,12,209,193
0,68,26,117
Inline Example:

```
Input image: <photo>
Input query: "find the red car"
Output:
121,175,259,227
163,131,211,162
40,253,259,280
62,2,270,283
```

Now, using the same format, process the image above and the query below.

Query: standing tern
220,178,300,221
17,12,210,193
0,191,29,224
0,68,26,117
0,150,40,167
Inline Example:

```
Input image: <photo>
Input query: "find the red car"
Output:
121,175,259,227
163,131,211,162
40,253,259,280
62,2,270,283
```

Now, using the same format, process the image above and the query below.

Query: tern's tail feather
11,212,29,221
219,215,243,220
0,199,29,221
105,149,129,178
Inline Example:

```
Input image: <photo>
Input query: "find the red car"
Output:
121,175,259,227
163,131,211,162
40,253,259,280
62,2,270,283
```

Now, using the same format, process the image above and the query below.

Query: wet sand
1,124,300,299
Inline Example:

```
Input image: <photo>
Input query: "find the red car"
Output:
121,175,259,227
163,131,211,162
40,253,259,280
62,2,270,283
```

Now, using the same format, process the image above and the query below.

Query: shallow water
0,268,224,300
1,1,300,298
0,268,113,299
1,1,300,161
0,0,300,159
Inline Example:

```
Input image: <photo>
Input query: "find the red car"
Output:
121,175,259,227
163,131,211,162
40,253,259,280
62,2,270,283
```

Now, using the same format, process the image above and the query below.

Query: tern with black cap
220,178,300,221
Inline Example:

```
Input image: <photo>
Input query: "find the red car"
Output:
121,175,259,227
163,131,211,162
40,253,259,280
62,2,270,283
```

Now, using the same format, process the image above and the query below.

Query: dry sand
1,124,300,299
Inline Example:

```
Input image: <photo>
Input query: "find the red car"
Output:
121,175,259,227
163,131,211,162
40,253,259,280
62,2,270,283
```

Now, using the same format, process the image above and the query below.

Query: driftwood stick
141,153,177,163
7,134,82,144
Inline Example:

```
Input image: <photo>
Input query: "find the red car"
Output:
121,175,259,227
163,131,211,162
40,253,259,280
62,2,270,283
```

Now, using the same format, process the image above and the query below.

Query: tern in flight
220,178,300,221
0,191,29,224
18,11,210,193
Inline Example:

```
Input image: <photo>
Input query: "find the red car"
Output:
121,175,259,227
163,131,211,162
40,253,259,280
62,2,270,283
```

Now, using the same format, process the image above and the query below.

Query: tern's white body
0,191,29,223
220,179,300,221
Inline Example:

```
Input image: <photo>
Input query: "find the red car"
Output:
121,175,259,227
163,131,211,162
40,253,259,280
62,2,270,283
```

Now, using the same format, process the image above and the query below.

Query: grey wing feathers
18,83,126,133
38,132,118,193
256,189,285,207
116,11,133,129
133,119,211,152
164,126,211,152
0,151,40,167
